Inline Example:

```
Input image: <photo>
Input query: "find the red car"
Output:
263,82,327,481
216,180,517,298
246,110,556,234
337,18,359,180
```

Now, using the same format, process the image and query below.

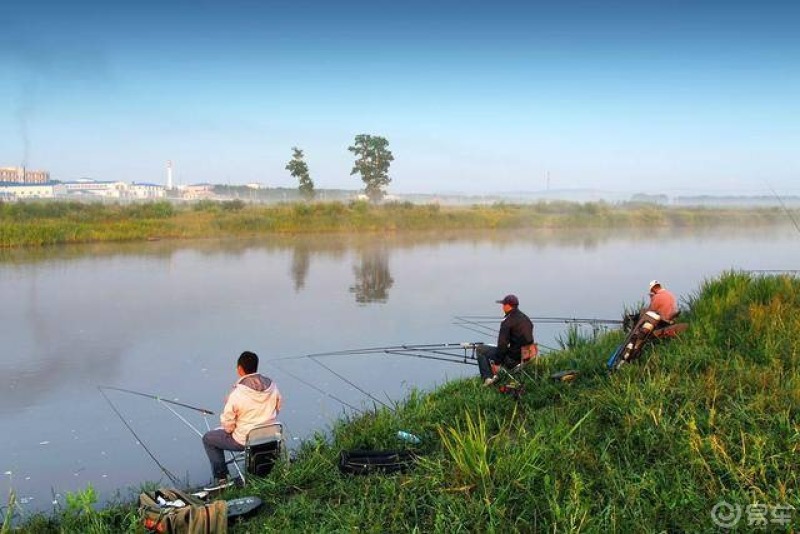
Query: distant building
178,183,215,200
62,179,127,198
129,182,166,199
0,182,65,199
0,167,50,184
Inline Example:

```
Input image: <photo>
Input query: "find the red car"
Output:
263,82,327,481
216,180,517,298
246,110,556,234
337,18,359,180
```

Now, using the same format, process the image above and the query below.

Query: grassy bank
1,199,795,247
8,271,799,532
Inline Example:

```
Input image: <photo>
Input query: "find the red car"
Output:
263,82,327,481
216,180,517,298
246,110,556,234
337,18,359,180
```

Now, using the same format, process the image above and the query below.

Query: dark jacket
496,307,534,365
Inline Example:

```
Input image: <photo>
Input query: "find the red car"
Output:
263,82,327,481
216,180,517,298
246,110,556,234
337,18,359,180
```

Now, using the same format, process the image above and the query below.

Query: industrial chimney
166,160,173,190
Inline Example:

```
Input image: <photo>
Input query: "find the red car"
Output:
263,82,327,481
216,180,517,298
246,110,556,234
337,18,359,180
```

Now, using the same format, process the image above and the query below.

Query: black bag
338,450,417,476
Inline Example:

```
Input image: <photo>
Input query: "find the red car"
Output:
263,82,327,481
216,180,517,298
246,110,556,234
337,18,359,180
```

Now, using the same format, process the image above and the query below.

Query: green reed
1,200,795,248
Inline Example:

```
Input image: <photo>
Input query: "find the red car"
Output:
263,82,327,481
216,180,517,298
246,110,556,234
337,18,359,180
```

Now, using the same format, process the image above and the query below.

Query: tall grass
1,200,793,247
1,489,14,534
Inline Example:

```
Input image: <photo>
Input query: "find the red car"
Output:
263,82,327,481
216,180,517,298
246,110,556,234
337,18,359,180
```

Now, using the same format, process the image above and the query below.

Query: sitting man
477,294,535,386
202,350,282,490
647,280,679,323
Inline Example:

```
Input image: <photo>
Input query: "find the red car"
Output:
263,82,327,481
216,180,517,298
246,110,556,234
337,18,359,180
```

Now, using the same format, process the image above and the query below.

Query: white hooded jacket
220,373,282,445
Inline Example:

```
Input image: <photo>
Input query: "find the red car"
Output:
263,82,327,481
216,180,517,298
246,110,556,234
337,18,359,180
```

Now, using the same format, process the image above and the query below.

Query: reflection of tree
290,245,311,292
349,249,394,304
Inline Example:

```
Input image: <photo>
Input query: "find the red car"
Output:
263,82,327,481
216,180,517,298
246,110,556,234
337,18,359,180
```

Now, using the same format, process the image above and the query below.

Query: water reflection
290,245,311,291
349,248,394,304
0,226,762,267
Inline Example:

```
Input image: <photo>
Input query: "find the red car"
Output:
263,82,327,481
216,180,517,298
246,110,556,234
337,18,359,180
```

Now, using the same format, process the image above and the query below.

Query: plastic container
396,431,421,444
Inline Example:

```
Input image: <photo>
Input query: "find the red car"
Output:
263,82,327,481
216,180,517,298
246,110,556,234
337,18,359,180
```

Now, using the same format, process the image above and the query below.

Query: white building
178,183,215,200
0,182,65,200
128,182,166,199
62,179,128,198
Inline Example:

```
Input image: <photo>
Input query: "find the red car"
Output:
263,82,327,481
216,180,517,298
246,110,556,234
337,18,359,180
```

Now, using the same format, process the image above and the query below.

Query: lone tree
286,146,314,200
348,134,394,202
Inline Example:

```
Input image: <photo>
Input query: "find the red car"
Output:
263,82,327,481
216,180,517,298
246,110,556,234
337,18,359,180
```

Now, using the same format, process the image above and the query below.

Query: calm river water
1,225,798,513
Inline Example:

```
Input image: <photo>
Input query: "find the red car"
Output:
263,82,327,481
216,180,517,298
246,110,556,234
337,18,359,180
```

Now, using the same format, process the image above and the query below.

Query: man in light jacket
202,351,282,489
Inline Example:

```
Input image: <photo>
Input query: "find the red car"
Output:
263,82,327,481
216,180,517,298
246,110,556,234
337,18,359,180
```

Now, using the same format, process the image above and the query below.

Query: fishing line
98,386,214,414
158,400,205,438
309,357,390,409
767,183,800,236
98,387,182,487
384,349,478,366
270,361,362,413
455,315,623,325
269,342,480,363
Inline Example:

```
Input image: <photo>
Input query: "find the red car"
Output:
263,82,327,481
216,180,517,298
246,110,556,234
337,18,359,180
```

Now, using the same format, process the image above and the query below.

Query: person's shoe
483,376,498,386
203,478,234,492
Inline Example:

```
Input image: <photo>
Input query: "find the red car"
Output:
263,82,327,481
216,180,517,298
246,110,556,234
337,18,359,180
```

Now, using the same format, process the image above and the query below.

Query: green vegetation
0,199,795,248
348,134,394,202
8,272,799,531
286,146,315,200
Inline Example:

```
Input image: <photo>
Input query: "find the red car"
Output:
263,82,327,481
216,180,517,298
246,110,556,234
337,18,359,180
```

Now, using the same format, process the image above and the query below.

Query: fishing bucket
139,488,227,534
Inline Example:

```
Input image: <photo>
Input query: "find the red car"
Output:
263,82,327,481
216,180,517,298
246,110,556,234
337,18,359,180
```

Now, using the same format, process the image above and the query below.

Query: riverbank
8,271,799,532
1,200,795,247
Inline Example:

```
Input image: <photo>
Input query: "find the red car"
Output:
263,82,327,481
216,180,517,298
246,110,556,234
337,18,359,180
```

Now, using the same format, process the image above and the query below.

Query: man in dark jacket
477,294,535,385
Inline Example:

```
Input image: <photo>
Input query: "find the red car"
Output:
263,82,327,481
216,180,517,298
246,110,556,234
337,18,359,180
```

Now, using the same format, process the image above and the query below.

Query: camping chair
227,421,285,485
509,343,539,374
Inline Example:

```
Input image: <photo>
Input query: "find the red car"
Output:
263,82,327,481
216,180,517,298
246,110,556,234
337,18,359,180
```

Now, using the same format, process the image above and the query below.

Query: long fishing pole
159,400,207,438
384,349,479,366
767,183,800,235
270,361,362,413
269,342,480,363
455,315,623,325
98,386,214,415
452,321,498,338
309,357,390,409
98,387,182,487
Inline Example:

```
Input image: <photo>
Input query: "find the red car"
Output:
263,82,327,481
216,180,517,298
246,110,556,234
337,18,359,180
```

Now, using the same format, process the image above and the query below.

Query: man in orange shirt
647,280,679,322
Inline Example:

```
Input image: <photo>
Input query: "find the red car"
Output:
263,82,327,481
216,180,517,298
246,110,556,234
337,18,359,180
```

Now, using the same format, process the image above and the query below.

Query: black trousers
476,345,520,379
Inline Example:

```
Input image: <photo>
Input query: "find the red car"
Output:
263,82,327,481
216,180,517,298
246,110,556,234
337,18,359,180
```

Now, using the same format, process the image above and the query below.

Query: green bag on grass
139,487,227,534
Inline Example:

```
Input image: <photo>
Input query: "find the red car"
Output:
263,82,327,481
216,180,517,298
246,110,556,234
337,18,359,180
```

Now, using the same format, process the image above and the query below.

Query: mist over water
1,226,798,513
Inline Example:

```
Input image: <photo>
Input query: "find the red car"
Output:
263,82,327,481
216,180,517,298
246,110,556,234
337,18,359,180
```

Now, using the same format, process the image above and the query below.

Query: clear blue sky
1,0,798,194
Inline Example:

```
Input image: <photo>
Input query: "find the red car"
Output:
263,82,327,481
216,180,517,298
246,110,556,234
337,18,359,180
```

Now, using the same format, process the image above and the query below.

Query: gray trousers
202,429,244,479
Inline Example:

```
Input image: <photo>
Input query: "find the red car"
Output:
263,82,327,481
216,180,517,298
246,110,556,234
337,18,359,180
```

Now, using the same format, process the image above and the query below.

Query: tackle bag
338,450,417,476
139,487,228,534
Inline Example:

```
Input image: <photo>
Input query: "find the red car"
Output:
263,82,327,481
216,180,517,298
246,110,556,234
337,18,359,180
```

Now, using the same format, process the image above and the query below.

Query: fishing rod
309,357,390,409
451,321,498,338
767,183,800,236
270,360,363,413
454,315,623,325
100,386,248,486
98,386,215,415
98,387,182,487
269,342,481,363
384,348,478,366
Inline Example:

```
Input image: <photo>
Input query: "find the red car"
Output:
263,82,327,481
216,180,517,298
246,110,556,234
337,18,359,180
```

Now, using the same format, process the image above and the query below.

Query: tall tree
348,134,394,203
286,147,314,200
